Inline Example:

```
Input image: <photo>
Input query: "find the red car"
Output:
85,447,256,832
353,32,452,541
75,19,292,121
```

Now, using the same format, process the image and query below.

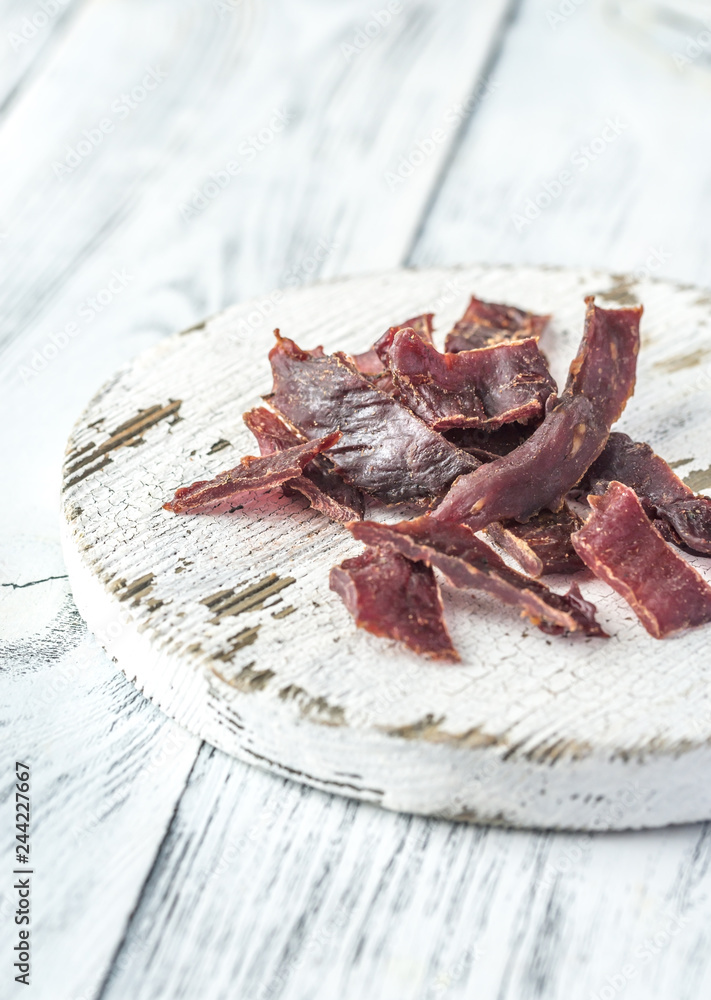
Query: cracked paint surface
59,266,711,828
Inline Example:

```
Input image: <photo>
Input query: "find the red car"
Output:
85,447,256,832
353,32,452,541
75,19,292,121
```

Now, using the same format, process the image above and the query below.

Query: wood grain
4,0,711,996
99,748,711,1000
0,0,83,117
62,264,711,831
0,533,200,1000
411,0,711,287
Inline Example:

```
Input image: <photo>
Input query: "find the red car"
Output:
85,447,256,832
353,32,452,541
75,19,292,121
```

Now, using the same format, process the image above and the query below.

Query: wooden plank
0,0,83,115
85,2,711,998
10,0,711,996
99,746,711,1000
0,1,514,997
409,0,711,289
0,0,512,358
0,540,199,1000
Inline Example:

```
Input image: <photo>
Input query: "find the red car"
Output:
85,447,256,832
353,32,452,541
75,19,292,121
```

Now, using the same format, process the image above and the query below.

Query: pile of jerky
165,295,711,660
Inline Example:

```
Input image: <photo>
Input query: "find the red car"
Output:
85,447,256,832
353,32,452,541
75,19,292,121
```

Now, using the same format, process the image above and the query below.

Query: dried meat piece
571,482,711,638
485,504,586,577
164,431,340,514
580,432,711,556
388,330,556,431
444,295,550,353
352,314,434,376
348,517,606,637
663,498,711,557
329,545,459,661
433,298,642,528
267,333,479,505
243,407,365,522
443,423,538,462
243,405,301,454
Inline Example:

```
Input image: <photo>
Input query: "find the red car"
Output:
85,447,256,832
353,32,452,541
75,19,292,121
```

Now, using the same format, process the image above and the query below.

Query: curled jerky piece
389,330,556,431
485,504,586,577
330,545,459,661
445,295,550,353
581,432,711,557
243,405,301,454
348,517,606,637
268,334,479,505
571,482,711,638
164,431,340,513
352,313,434,376
434,298,642,528
244,407,365,522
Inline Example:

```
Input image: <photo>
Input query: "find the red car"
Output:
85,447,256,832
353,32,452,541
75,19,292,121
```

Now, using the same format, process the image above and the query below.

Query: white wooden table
2,1,711,998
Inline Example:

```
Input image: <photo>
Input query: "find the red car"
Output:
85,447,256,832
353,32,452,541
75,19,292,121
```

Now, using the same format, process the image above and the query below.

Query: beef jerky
267,333,479,505
571,482,711,638
164,431,340,514
443,423,538,462
243,407,365,522
444,295,550,353
388,330,556,431
663,499,711,557
348,517,605,637
352,313,434,376
243,405,301,454
485,504,586,577
329,545,459,661
580,432,711,557
433,298,642,528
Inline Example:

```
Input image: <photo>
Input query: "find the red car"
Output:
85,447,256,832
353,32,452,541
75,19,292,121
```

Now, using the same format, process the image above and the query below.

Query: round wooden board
60,265,711,831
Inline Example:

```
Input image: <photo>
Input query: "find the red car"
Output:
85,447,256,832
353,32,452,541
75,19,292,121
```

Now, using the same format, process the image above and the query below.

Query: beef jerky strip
243,406,365,522
388,329,556,431
348,517,606,637
433,298,642,528
444,423,538,463
485,504,586,577
351,313,434,376
267,333,479,505
571,482,711,639
164,431,340,514
330,545,459,661
580,432,711,557
444,295,550,353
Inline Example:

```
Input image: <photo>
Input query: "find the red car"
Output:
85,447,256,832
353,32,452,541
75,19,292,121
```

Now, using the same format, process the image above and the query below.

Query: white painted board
61,264,711,831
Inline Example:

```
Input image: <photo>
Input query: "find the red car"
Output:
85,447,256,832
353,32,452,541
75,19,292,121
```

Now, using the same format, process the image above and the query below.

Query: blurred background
2,1,711,998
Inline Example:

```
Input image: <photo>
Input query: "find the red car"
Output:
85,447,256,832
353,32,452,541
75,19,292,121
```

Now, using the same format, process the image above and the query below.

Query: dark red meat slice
663,499,711,556
580,432,711,556
243,405,301,453
329,545,459,661
267,333,479,505
243,407,365,522
485,504,586,577
433,298,642,528
444,423,538,462
352,314,434,375
571,482,711,638
444,295,550,353
348,517,605,637
388,330,556,431
164,431,340,514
